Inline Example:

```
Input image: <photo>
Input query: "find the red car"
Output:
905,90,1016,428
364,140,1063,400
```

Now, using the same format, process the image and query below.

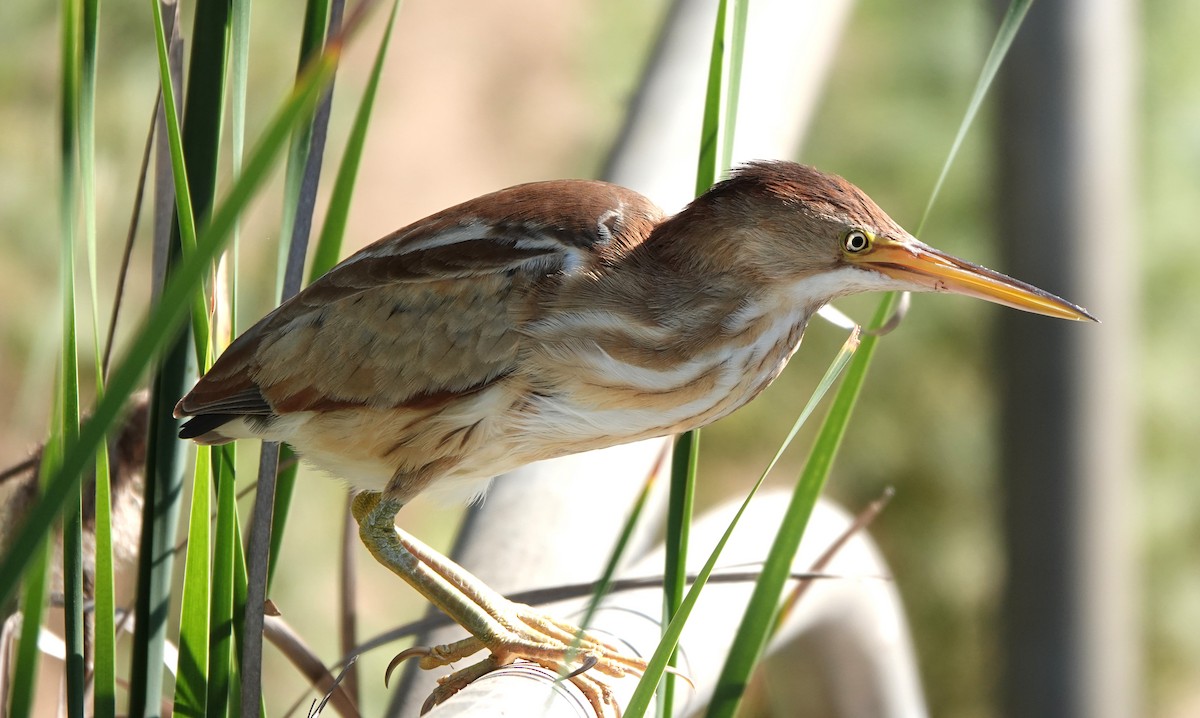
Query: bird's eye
843,230,870,253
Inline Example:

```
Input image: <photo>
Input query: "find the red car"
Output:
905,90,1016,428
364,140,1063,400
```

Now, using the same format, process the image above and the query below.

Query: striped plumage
175,160,1094,713
177,160,1097,503
176,162,914,502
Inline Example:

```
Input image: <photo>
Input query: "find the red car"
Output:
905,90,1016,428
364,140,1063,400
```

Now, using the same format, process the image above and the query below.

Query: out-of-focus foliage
1140,0,1200,714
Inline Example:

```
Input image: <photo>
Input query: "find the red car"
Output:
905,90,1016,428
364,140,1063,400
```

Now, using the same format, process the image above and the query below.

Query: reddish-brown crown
699,161,905,235
635,161,907,284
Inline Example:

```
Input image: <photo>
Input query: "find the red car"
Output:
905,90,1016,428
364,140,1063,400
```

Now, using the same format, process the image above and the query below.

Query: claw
384,645,430,687
563,653,599,680
564,667,621,718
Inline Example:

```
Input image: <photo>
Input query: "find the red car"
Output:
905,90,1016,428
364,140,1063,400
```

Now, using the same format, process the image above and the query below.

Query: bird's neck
547,225,815,373
602,206,789,340
600,248,758,358
630,199,747,281
524,253,813,443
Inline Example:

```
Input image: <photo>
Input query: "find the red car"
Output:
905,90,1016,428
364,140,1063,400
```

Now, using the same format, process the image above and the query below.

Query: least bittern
176,161,1094,714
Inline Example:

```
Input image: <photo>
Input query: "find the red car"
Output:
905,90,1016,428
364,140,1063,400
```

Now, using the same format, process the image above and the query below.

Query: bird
175,160,1095,714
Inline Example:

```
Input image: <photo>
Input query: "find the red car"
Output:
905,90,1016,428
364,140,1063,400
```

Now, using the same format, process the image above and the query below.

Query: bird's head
667,161,1095,322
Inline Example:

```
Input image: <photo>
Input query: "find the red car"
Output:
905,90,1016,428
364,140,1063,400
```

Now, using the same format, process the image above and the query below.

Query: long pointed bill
852,238,1097,321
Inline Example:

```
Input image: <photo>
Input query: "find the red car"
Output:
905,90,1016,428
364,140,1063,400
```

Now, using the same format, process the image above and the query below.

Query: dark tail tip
178,414,236,440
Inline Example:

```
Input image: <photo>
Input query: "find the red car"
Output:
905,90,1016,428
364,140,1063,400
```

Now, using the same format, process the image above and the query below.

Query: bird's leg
390,511,640,667
351,491,645,715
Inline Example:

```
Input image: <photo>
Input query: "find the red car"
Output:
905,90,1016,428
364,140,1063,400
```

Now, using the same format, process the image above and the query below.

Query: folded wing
174,179,663,441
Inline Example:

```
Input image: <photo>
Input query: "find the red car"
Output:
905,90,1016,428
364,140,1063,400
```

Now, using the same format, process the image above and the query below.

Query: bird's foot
387,603,645,716
353,493,646,714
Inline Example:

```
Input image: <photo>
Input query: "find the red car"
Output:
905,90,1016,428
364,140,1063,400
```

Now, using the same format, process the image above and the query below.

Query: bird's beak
851,237,1097,322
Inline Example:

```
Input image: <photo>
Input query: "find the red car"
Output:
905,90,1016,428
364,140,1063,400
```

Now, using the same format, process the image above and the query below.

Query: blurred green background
1,0,1196,715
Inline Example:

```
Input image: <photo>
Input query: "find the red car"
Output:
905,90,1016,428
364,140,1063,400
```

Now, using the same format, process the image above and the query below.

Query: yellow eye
843,230,870,253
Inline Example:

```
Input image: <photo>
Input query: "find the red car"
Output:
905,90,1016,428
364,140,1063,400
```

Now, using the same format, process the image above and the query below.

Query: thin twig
777,486,895,622
0,456,38,485
338,496,359,706
311,655,358,717
103,92,161,379
284,0,344,293
243,443,281,715
261,614,360,718
242,3,353,713
344,568,861,661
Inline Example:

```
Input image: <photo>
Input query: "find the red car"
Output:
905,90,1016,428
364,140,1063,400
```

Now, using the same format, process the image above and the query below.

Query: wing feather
175,179,664,432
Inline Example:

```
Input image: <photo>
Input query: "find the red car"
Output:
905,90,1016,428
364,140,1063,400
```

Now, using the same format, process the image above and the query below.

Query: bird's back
174,179,665,499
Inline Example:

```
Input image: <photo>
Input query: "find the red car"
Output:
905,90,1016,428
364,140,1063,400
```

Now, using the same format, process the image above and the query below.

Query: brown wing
175,179,663,434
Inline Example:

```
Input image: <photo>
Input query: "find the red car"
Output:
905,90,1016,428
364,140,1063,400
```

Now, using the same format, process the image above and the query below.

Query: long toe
394,607,646,715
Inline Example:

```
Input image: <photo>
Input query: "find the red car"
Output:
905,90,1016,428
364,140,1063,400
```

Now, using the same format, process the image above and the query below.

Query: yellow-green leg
351,491,646,715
